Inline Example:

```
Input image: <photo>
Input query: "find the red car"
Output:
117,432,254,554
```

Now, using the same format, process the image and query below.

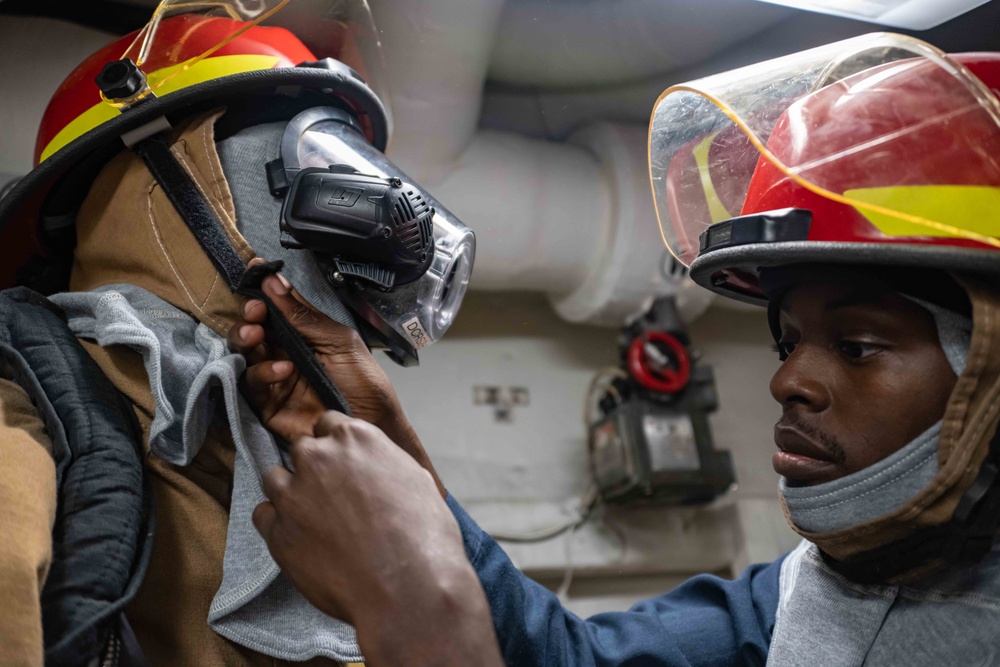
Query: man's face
769,281,957,487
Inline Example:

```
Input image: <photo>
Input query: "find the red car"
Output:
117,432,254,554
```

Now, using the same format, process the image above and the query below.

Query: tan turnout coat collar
69,110,255,337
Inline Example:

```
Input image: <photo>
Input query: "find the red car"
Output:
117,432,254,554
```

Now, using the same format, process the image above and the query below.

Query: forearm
447,494,783,667
377,412,446,497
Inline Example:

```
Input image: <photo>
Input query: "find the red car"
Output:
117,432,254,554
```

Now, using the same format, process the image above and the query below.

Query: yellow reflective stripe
845,185,1000,239
39,54,280,163
41,106,120,165
143,53,280,92
691,131,735,224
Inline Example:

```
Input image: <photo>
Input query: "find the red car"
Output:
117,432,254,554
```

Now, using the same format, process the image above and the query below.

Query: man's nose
769,345,832,412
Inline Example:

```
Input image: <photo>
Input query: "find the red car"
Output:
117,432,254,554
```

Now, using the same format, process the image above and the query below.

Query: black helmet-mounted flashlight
274,165,436,291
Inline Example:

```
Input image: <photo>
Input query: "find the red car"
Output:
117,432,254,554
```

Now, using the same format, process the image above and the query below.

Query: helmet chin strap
131,132,352,420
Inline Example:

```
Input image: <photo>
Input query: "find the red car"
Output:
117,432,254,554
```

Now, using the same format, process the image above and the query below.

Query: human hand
229,259,443,495
254,411,502,667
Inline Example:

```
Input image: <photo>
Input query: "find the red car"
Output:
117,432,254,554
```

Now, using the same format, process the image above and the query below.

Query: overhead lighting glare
755,0,990,30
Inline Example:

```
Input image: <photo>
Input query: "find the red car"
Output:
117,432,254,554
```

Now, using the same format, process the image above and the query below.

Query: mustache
777,418,848,464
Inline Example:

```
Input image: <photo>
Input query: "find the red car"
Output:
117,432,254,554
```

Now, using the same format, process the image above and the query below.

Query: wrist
355,563,501,667
377,413,446,497
374,404,415,448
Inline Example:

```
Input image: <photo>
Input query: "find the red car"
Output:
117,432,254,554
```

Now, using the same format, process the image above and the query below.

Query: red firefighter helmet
36,16,315,165
0,0,390,289
648,33,1000,303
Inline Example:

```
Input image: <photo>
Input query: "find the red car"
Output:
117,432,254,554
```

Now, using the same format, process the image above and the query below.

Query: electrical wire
583,366,628,428
487,366,625,544
488,485,599,544
555,521,579,603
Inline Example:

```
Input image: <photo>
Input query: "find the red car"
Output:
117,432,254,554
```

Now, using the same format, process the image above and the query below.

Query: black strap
132,136,246,287
823,425,1000,584
132,134,351,416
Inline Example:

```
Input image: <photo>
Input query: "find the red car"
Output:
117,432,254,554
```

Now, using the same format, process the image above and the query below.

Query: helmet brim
690,241,1000,306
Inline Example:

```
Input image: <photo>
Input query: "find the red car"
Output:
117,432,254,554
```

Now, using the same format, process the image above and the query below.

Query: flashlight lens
435,242,472,333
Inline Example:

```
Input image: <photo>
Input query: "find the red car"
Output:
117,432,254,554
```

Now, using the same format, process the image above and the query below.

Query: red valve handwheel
627,331,691,394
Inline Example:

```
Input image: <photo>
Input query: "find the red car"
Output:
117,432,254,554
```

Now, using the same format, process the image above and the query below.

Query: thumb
262,274,324,333
252,500,278,540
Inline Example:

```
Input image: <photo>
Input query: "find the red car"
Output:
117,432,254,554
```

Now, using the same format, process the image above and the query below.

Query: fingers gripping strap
238,262,352,416
132,135,351,416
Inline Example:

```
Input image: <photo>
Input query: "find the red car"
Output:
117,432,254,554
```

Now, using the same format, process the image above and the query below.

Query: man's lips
773,424,841,484
774,424,839,462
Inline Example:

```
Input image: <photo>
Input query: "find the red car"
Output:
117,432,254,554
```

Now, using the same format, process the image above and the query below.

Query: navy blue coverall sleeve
447,495,784,667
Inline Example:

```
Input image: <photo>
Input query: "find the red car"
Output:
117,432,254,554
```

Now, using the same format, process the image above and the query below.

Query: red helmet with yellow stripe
36,16,316,165
0,0,390,289
648,33,1000,303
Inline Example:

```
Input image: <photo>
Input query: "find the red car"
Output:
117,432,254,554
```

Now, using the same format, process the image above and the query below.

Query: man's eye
839,340,881,360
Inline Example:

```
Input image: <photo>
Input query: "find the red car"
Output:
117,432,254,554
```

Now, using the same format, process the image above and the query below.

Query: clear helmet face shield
110,0,392,131
648,33,1000,276
269,107,475,366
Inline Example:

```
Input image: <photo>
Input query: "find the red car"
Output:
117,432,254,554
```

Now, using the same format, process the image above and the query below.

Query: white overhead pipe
369,0,717,324
368,0,509,183
424,130,610,296
488,0,792,88
478,3,876,144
